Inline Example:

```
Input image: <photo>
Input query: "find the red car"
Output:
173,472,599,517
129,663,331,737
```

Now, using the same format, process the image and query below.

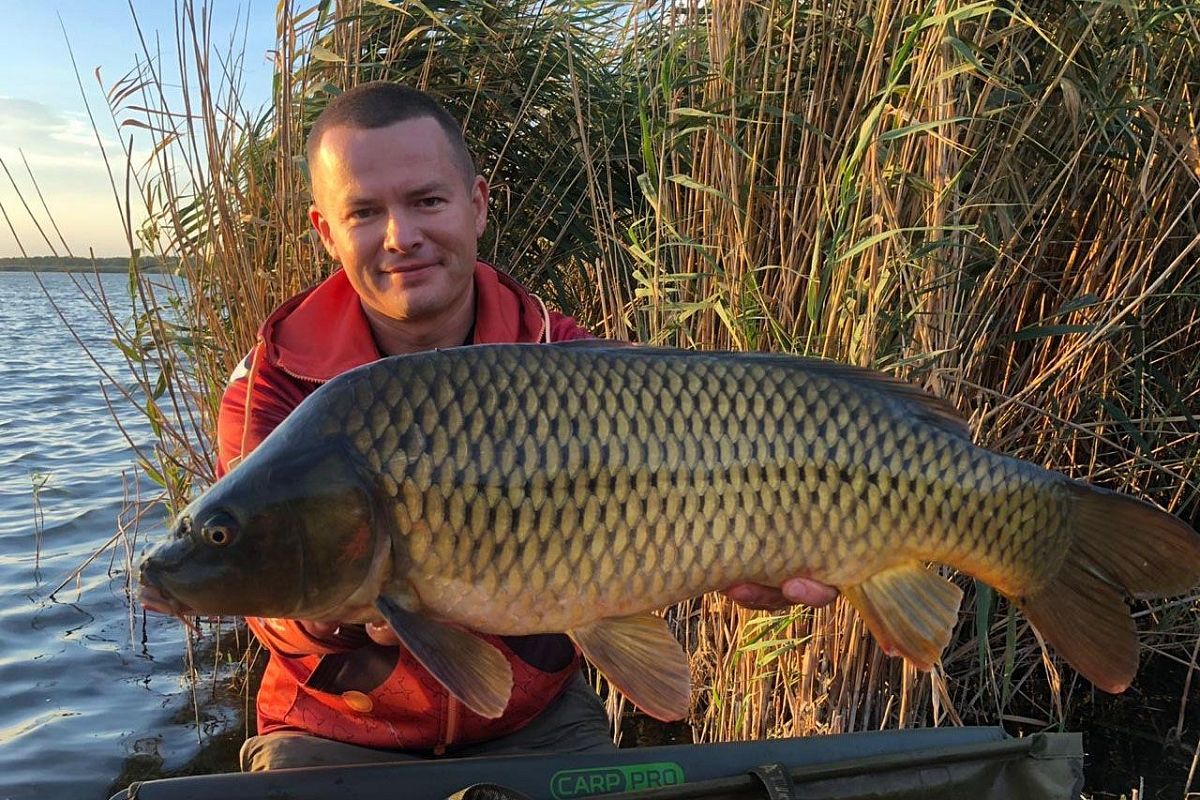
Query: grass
30,470,50,580
6,0,1199,794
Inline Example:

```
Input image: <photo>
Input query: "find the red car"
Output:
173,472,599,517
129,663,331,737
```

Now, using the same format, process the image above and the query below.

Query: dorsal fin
550,338,638,349
783,358,972,440
546,343,972,441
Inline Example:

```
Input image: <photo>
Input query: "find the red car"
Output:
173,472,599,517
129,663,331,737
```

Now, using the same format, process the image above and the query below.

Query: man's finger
365,621,401,646
780,578,839,608
298,621,374,647
724,579,840,610
300,621,340,638
723,582,791,610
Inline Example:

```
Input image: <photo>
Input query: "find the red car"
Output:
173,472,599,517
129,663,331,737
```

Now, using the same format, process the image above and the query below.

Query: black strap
748,762,796,800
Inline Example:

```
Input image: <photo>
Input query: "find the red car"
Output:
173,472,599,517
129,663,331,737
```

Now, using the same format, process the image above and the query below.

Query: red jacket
216,262,593,752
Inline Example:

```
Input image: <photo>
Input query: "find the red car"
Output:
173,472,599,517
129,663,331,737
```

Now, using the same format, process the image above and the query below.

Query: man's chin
361,267,475,332
366,286,448,324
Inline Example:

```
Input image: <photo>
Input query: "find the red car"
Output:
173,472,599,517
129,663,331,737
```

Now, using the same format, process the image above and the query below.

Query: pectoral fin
375,595,513,718
568,613,690,722
842,563,963,670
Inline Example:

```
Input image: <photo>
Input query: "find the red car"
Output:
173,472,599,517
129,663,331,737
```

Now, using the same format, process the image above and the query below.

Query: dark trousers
240,673,615,771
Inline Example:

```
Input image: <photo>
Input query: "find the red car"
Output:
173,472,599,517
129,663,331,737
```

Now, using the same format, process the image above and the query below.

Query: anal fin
376,595,513,718
568,613,690,722
842,563,963,670
1017,565,1136,693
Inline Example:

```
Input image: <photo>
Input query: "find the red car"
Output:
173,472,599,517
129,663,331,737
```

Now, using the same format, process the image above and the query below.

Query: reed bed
14,0,1199,791
604,0,1200,747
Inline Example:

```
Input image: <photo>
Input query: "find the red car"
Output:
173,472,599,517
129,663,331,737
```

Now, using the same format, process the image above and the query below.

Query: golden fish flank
137,342,1200,724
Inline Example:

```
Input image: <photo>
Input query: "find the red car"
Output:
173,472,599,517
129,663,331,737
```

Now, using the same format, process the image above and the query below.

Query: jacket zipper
250,331,326,386
275,362,326,385
434,695,460,756
228,340,325,473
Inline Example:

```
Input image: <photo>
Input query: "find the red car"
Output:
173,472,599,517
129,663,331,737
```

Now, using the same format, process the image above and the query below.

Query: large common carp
139,342,1200,720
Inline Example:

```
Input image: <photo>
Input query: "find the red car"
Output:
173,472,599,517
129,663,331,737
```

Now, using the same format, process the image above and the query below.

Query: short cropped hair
306,82,476,181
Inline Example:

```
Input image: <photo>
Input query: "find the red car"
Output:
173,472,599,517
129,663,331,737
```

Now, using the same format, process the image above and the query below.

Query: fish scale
139,342,1200,722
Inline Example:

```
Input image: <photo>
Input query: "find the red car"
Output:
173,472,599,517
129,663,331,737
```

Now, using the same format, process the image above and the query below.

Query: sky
0,1,277,259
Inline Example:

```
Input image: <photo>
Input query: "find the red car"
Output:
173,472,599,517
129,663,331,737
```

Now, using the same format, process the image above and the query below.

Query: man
216,81,836,771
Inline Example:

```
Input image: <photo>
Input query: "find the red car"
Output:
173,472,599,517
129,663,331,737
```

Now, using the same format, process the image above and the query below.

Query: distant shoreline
0,265,138,274
0,259,175,274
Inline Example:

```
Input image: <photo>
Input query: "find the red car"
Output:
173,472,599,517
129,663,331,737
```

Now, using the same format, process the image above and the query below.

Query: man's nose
383,210,421,252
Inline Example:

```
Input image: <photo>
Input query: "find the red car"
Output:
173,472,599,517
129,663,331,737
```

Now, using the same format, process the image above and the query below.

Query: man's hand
724,578,839,611
299,621,401,646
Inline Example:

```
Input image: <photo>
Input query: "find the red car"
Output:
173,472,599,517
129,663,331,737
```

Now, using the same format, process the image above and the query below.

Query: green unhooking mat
110,726,1083,800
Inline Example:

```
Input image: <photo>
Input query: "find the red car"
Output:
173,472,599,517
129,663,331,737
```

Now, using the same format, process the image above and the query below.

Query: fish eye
199,512,238,548
202,526,232,547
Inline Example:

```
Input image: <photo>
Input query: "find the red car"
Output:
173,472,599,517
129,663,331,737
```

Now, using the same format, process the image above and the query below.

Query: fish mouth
138,579,195,618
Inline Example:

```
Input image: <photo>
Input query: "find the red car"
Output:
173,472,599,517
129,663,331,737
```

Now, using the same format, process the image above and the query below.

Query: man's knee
240,732,291,771
240,732,420,771
474,673,615,757
554,675,618,753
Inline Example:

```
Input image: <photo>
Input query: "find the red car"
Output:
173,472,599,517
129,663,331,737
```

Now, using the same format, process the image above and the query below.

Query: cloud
0,97,64,132
0,98,113,171
0,97,143,258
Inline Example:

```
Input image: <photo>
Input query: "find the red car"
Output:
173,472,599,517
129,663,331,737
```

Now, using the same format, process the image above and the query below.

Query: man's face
308,117,488,327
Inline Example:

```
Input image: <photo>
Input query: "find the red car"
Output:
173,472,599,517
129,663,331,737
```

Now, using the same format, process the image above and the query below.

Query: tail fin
1018,482,1200,693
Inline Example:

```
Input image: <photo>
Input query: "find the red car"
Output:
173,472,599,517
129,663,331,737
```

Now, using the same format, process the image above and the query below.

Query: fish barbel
138,342,1200,720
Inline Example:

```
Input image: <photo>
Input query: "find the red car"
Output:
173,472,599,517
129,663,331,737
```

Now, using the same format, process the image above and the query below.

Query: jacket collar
260,261,546,383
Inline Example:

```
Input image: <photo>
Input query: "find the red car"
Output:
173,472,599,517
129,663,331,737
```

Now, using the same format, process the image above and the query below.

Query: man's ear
471,176,489,237
309,203,338,259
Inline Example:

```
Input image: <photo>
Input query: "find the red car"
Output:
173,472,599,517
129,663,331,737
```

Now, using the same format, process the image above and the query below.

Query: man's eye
349,208,376,220
418,197,445,208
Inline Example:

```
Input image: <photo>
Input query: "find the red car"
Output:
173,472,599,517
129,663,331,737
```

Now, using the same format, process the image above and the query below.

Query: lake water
0,271,219,799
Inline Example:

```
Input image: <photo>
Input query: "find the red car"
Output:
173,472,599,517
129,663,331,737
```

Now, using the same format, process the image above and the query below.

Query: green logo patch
550,762,685,798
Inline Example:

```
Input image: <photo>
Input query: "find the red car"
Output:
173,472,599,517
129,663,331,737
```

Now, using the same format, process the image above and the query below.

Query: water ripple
0,273,196,799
